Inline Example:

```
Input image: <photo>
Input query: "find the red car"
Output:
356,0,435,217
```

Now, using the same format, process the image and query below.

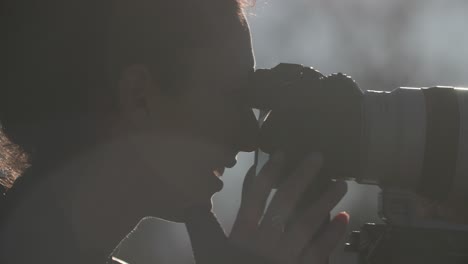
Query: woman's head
1,0,258,212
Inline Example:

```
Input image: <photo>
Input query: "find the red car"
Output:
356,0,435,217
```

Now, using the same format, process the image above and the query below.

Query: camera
247,63,468,264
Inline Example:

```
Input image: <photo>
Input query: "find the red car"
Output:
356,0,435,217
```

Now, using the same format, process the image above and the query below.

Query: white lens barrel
361,88,428,187
361,86,468,197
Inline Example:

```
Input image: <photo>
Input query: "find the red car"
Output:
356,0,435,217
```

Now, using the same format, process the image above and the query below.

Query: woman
0,0,348,263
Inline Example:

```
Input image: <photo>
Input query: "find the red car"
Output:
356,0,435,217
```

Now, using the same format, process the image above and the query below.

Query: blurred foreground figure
0,0,348,263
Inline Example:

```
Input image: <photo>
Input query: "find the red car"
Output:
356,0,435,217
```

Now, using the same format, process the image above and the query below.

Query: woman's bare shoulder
111,217,195,264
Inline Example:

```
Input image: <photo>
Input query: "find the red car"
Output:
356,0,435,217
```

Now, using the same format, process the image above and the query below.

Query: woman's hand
229,152,349,264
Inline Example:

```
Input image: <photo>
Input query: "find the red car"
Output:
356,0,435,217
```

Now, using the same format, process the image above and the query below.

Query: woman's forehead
113,0,242,18
111,0,251,56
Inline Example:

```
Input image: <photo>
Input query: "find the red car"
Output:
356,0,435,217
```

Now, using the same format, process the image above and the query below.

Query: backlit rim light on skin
111,256,129,264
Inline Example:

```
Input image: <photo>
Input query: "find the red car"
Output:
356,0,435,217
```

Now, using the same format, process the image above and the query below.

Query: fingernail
334,211,350,224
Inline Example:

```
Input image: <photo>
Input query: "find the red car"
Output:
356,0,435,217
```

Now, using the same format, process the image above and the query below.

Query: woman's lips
213,167,225,177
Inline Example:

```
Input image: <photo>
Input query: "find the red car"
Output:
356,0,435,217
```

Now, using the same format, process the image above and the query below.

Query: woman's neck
54,139,159,258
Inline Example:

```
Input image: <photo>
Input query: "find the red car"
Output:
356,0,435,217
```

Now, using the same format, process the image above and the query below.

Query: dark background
114,0,468,263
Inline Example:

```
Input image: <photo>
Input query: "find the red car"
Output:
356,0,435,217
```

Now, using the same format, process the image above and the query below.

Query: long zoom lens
248,64,468,201
360,86,468,200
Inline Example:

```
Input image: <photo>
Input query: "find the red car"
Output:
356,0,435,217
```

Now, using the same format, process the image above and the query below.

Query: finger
241,165,256,205
255,153,323,253
278,181,347,261
231,152,285,242
300,212,349,264
260,153,323,228
241,151,285,220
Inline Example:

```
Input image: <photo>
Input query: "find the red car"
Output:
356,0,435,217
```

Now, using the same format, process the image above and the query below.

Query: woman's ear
118,64,165,125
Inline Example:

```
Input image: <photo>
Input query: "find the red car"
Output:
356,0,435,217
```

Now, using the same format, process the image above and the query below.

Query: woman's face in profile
123,8,259,217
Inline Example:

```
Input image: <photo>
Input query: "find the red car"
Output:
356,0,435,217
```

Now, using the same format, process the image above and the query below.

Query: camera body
249,63,468,264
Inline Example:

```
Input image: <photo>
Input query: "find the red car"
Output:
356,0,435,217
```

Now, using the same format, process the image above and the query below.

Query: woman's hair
0,0,249,190
0,131,28,190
